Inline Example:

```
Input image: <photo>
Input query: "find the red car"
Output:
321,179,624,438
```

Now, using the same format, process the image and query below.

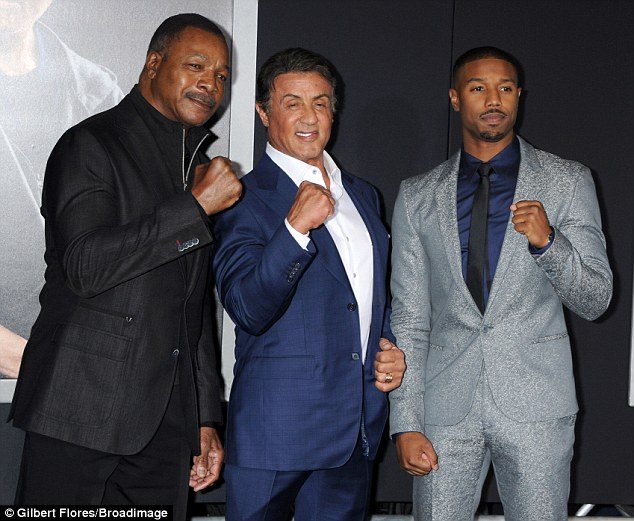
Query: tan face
256,71,334,168
0,0,52,33
449,58,521,149
144,26,230,128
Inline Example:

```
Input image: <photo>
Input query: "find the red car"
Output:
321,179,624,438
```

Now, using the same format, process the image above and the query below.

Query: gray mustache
186,92,216,108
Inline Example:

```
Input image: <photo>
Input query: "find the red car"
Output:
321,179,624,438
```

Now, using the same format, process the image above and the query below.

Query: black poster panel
256,0,454,221
452,0,634,504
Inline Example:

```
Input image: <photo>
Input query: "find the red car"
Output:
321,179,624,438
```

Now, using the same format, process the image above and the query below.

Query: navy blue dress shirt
457,137,520,307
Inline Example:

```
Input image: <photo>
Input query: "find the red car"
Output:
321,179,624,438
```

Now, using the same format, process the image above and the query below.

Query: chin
183,115,210,128
479,130,508,142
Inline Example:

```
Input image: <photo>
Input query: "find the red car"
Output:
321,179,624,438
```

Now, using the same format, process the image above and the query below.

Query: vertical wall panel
451,0,634,503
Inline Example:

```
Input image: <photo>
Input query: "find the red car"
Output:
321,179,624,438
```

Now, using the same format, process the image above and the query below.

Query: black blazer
9,92,222,455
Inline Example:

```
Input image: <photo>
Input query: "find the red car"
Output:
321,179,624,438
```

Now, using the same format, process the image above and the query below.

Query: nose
198,70,221,94
300,104,318,126
485,89,501,107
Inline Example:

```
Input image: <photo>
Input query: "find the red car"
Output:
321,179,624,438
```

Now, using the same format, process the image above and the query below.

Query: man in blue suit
212,48,405,520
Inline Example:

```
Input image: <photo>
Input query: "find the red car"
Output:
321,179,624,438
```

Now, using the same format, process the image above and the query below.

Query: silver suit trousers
413,365,575,521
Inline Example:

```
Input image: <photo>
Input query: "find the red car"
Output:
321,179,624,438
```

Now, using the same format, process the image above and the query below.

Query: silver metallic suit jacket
389,136,612,434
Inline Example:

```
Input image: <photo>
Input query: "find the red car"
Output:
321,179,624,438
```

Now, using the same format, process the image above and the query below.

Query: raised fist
510,200,551,248
191,156,242,215
287,181,335,234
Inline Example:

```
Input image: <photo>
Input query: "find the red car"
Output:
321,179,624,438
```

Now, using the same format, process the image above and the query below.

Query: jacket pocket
35,323,130,426
531,332,569,344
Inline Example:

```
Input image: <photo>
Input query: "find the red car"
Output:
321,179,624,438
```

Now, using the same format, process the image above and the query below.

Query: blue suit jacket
212,154,393,471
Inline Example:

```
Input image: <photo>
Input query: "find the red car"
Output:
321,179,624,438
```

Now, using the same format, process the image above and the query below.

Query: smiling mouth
296,131,318,139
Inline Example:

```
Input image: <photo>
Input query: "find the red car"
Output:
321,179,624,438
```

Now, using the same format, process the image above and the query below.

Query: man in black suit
9,14,241,517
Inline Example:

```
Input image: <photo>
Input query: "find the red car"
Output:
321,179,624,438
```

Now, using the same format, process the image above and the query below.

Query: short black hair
452,46,523,87
256,47,338,113
147,13,226,56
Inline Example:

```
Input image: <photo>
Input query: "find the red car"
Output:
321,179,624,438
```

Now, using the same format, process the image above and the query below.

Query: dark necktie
466,163,492,313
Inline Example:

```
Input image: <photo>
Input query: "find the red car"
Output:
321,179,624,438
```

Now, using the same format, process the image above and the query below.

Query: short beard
479,130,506,142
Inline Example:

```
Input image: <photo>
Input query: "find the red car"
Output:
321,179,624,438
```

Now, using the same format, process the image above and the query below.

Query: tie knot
477,163,493,178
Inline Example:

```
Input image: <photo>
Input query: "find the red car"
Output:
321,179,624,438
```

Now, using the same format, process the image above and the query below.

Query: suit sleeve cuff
284,218,311,250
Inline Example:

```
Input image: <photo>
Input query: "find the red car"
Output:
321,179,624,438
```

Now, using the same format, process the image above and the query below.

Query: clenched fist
510,200,551,248
191,156,242,215
287,181,335,234
374,338,406,392
396,432,439,476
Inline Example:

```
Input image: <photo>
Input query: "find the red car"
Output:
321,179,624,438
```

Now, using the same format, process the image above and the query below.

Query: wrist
287,217,309,235
534,226,554,248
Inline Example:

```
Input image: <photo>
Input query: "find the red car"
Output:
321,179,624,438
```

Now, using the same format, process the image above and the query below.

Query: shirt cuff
285,218,311,250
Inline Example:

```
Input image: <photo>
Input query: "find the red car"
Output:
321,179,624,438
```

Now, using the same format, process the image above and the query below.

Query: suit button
351,353,360,361
347,303,357,311
171,349,180,358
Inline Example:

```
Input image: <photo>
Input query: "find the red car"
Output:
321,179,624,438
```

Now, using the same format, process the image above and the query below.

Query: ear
145,51,163,79
517,87,522,98
448,88,460,112
255,103,269,128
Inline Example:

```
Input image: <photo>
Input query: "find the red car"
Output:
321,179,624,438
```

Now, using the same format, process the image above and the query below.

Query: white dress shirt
266,143,374,362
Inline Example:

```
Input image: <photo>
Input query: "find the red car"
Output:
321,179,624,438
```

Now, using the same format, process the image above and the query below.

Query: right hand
0,325,26,378
395,432,439,476
287,181,335,234
191,156,242,215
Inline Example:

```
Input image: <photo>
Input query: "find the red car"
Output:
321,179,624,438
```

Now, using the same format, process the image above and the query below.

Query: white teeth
296,132,312,137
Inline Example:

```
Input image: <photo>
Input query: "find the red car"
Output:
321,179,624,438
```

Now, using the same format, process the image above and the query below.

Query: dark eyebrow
466,76,516,84
280,93,332,102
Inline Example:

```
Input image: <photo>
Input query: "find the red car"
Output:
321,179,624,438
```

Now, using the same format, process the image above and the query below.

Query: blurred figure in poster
0,0,122,377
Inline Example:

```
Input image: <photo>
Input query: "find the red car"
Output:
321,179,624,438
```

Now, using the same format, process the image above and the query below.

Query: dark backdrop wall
256,0,634,504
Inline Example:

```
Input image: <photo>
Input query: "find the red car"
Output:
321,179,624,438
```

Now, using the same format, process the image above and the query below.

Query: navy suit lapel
342,172,387,305
251,154,299,221
342,173,388,371
253,155,352,289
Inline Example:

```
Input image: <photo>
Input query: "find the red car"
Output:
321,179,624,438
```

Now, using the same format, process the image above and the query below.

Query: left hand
189,426,224,492
510,200,551,248
374,338,406,392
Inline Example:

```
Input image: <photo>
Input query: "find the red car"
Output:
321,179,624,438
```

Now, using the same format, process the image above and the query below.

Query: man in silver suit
389,47,612,521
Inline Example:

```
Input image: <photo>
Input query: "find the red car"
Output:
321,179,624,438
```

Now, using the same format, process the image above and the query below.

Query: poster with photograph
0,0,235,380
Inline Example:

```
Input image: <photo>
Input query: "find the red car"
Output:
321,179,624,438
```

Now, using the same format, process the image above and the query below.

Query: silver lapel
434,152,478,309
486,137,545,311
